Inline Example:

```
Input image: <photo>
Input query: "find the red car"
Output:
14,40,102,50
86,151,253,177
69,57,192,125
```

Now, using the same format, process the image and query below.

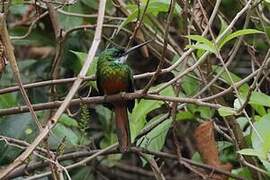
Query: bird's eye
115,49,125,57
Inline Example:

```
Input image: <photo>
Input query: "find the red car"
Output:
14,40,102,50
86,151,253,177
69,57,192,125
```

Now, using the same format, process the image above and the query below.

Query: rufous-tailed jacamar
96,42,150,152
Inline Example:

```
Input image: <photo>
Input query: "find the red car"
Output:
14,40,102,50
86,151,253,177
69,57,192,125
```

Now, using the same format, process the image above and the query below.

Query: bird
96,41,150,152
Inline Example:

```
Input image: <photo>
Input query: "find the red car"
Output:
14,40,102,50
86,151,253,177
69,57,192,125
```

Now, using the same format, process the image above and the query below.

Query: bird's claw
104,94,108,102
120,92,125,99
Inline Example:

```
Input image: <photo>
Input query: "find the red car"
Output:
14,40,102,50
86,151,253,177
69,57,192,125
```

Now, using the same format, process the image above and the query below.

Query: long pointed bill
122,40,153,57
119,40,153,63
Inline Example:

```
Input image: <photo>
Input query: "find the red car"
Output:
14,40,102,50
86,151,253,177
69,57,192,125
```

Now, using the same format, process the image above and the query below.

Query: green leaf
218,15,230,37
70,50,98,89
249,113,270,173
141,0,182,16
71,167,95,180
176,111,194,121
193,141,234,165
233,98,245,110
59,114,78,127
70,51,87,73
251,113,270,160
10,27,54,46
250,104,266,116
9,5,28,15
261,160,270,174
181,75,199,96
212,65,249,94
0,113,38,165
130,99,162,141
48,123,79,150
100,131,122,167
97,106,123,165
186,44,217,54
96,105,113,129
191,152,203,163
218,29,264,49
11,0,24,4
137,118,172,165
230,168,253,180
131,86,173,141
218,107,236,117
217,141,236,163
0,93,17,108
160,85,175,96
217,141,233,151
249,91,270,107
59,4,84,30
187,104,214,119
197,106,215,119
236,117,248,131
81,0,98,9
185,35,218,54
186,35,216,48
120,1,182,30
237,148,262,158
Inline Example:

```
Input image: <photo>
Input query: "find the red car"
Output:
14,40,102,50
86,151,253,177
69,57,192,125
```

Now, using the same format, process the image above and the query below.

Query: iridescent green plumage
96,48,135,111
96,48,135,152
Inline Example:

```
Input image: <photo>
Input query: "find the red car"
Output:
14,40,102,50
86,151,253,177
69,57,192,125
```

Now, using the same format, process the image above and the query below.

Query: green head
99,48,125,61
99,40,153,62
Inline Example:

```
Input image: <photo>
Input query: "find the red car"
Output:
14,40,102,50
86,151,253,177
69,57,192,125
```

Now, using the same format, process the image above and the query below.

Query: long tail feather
114,105,131,152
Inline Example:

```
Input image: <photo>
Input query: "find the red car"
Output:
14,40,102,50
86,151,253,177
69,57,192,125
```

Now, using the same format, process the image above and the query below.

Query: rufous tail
114,104,131,152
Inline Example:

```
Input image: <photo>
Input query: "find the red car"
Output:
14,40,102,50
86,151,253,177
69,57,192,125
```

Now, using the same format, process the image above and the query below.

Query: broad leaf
71,167,95,180
219,29,264,49
176,111,194,121
120,0,181,29
48,123,79,150
185,35,218,54
131,86,174,141
230,168,253,180
59,114,79,128
251,113,270,160
249,91,270,107
187,104,214,119
70,50,98,89
218,15,230,37
59,4,84,30
130,99,163,141
0,113,38,165
185,35,216,50
181,75,200,96
212,65,249,94
218,107,236,117
100,132,121,167
137,118,172,165
238,148,262,158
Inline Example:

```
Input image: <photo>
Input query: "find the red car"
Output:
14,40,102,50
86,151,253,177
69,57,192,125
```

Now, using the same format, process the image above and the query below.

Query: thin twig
0,0,107,178
0,13,42,130
142,0,176,94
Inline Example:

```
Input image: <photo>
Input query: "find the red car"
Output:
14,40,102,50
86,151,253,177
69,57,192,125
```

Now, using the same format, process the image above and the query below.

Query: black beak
121,40,153,57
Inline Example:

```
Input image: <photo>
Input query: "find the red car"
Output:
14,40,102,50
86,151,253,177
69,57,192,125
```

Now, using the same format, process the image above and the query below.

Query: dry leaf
194,121,232,180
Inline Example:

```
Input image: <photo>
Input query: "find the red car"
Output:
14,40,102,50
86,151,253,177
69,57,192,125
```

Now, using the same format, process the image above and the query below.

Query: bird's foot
119,92,126,99
104,94,108,103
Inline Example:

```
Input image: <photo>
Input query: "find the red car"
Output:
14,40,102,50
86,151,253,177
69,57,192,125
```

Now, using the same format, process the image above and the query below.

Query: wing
126,67,135,113
96,62,104,95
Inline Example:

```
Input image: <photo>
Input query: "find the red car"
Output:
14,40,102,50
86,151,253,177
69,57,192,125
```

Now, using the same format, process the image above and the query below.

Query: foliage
1,0,270,179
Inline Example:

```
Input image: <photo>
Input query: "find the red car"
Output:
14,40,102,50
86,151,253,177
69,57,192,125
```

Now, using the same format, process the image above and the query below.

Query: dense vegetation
1,0,270,179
